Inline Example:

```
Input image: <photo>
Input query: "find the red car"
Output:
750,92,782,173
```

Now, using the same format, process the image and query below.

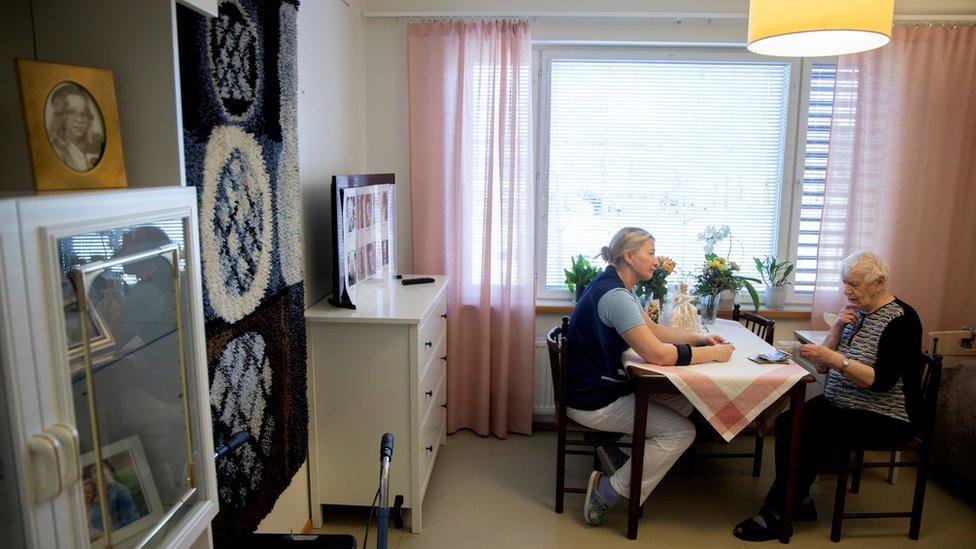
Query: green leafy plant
754,255,794,287
691,252,761,311
634,256,676,301
564,255,602,294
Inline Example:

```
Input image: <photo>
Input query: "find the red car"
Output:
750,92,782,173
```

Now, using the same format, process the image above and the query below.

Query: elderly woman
734,251,922,541
567,227,734,526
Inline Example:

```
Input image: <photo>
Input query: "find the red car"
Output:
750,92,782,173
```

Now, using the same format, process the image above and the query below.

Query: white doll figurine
671,282,703,334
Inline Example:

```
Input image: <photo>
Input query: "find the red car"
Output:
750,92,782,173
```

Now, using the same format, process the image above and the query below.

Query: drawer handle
426,446,433,453
425,341,433,348
441,313,448,319
425,390,433,398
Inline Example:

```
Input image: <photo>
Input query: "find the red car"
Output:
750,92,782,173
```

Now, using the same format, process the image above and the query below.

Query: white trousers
568,393,695,504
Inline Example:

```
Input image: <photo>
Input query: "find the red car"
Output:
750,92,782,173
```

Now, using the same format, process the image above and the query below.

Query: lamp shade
747,0,894,57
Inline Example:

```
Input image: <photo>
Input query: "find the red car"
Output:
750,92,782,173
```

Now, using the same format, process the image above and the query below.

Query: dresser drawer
419,373,446,491
418,336,446,419
418,294,447,367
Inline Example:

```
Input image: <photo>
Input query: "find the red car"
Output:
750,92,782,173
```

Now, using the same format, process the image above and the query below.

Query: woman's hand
696,334,727,346
834,304,858,329
800,343,842,373
711,344,735,363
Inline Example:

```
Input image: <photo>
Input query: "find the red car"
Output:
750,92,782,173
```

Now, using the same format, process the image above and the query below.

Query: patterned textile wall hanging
176,0,305,542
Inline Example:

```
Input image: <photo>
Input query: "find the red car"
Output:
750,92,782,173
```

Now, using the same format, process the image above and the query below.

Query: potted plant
635,256,676,321
754,255,794,309
691,253,760,324
564,255,602,302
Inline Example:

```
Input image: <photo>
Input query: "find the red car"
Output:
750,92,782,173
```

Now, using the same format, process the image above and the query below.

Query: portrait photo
357,245,366,281
366,242,377,277
16,59,127,191
381,191,389,222
62,276,115,368
81,435,162,548
355,195,365,230
344,195,356,235
363,194,374,228
346,249,357,287
382,239,389,266
45,81,106,172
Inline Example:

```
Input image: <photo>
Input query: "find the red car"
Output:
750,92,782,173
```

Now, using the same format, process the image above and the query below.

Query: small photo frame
63,277,115,366
81,435,163,548
16,59,127,191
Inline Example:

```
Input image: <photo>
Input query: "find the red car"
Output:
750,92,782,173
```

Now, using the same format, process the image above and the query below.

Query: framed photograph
15,58,127,191
62,276,115,366
81,435,163,547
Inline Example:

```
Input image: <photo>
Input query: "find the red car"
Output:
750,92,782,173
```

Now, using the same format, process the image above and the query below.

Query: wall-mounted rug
176,0,304,543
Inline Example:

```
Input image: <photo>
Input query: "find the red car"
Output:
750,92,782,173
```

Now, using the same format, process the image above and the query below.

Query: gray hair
840,251,890,287
600,227,654,267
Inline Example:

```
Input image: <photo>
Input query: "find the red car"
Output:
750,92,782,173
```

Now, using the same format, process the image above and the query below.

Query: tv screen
328,173,396,309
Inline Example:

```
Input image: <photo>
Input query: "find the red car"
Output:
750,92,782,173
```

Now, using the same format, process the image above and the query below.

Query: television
328,173,396,309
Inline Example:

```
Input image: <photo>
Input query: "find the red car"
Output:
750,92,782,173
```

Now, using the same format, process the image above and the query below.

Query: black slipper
733,514,781,542
796,499,817,521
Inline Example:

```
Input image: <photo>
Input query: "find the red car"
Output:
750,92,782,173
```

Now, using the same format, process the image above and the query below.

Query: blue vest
566,266,634,410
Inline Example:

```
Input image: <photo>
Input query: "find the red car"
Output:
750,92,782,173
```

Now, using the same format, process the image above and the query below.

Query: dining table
621,318,815,542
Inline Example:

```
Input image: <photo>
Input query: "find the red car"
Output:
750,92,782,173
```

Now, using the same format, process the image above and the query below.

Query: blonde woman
567,227,734,526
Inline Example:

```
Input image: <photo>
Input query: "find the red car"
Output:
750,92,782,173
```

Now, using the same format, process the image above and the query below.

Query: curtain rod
363,11,976,22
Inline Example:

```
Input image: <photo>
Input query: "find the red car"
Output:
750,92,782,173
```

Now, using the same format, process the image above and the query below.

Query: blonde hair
841,251,890,287
600,227,654,267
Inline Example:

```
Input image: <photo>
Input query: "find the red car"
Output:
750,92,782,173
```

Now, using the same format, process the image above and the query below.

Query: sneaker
596,446,629,476
583,471,612,526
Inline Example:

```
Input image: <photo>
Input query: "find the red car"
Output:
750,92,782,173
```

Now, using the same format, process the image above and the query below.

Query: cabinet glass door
58,219,201,548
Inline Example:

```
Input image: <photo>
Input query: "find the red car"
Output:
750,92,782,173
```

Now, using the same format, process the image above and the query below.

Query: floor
311,430,975,548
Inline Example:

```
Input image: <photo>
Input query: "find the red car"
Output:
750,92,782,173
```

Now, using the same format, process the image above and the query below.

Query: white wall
258,0,370,533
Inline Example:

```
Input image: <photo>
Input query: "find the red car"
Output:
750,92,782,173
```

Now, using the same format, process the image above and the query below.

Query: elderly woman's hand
835,304,859,327
800,343,843,374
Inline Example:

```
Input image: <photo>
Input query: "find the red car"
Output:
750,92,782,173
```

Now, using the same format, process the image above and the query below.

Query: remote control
401,277,435,285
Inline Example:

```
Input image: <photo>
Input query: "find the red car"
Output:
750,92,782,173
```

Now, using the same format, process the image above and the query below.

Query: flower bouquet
691,252,760,323
635,257,676,322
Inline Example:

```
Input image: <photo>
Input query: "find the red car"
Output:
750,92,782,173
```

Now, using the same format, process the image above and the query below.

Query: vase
699,293,721,325
765,285,787,309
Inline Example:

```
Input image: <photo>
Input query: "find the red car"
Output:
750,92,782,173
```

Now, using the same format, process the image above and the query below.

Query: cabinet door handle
424,341,433,348
440,355,448,362
425,390,433,398
440,403,448,410
441,313,448,319
425,446,433,453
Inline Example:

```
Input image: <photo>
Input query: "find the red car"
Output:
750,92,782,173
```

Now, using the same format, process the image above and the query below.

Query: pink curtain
407,21,535,437
813,25,976,335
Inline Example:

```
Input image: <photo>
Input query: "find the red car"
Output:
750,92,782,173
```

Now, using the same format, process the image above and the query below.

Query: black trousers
763,395,915,513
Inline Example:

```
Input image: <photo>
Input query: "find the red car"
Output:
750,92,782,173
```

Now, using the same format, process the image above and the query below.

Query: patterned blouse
823,298,922,423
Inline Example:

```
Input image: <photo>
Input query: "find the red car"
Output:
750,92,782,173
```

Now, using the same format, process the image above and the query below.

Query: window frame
533,46,825,307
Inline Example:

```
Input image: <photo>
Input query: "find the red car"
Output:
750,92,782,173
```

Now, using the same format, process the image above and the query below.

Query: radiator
533,337,555,416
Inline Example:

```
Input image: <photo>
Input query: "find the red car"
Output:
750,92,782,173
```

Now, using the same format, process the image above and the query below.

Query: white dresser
305,276,449,533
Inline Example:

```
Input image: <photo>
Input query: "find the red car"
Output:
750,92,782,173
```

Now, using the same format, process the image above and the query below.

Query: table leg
628,384,649,540
780,384,805,543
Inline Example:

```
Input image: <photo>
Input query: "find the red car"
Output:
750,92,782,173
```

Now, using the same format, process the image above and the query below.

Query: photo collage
341,184,394,304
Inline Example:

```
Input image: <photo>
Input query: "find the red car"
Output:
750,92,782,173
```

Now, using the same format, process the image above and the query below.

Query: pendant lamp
747,0,895,57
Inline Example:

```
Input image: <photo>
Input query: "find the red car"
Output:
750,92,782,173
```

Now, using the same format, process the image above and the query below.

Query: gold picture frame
16,59,127,191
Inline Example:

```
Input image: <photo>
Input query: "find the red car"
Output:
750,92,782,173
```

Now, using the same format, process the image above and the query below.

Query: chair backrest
546,316,570,428
910,352,943,441
732,303,776,345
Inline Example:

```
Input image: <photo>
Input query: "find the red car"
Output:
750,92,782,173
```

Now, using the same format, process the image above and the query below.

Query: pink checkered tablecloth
623,319,810,442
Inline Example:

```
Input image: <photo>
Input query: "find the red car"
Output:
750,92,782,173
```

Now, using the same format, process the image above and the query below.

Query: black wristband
675,343,692,366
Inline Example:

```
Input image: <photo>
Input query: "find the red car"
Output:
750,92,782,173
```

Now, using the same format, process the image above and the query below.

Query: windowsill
535,299,812,320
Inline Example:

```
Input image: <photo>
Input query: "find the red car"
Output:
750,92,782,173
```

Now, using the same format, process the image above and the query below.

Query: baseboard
301,518,312,534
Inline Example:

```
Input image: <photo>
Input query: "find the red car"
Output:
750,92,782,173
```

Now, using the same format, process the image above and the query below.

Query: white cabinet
0,188,217,548
306,276,449,533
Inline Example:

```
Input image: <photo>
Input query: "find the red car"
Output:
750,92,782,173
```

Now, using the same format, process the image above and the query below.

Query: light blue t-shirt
597,288,645,334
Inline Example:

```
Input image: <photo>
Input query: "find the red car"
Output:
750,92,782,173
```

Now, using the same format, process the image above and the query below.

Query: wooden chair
692,304,778,476
546,316,628,513
732,303,776,345
830,352,943,541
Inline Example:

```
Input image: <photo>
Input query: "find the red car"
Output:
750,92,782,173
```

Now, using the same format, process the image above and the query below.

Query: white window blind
793,63,837,294
544,59,791,289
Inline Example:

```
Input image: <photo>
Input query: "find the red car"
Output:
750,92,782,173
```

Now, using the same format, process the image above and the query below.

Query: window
793,62,837,294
